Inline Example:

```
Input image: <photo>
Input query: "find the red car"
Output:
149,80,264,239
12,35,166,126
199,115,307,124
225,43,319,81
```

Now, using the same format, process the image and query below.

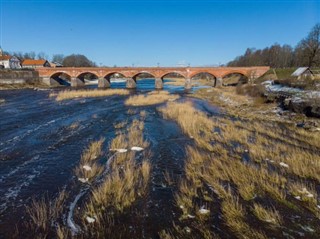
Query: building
0,47,21,69
291,67,314,80
21,59,51,69
48,62,63,68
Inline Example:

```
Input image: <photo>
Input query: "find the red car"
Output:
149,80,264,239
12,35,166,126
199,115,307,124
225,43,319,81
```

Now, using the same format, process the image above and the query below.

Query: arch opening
132,72,157,89
76,72,99,85
104,72,127,82
50,72,72,86
222,73,248,86
162,72,186,87
132,72,156,81
191,72,217,87
103,72,127,88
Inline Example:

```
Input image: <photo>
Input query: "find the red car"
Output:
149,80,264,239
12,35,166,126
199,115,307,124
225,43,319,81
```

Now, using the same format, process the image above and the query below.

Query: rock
131,146,144,151
283,96,320,118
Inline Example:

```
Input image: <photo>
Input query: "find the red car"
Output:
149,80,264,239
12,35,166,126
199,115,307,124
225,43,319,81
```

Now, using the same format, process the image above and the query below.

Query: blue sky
0,0,319,66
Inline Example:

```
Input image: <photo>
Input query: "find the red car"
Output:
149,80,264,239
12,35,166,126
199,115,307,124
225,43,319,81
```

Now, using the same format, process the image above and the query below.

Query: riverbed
0,80,214,238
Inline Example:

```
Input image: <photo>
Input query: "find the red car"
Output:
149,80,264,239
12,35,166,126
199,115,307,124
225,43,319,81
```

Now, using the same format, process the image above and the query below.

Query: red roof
22,59,47,66
0,55,11,61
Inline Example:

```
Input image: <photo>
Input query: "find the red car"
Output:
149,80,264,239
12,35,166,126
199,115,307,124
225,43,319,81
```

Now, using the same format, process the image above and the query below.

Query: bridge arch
132,72,156,81
222,72,248,86
103,72,127,81
76,71,99,84
50,72,72,86
160,71,187,79
190,72,217,87
76,72,99,84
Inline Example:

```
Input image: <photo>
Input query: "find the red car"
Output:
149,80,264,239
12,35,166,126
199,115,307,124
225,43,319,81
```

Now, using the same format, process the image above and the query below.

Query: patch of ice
86,216,96,224
306,193,314,198
279,162,289,168
116,149,127,153
199,206,210,215
295,196,301,200
187,214,195,219
131,146,144,151
78,178,88,183
83,165,92,171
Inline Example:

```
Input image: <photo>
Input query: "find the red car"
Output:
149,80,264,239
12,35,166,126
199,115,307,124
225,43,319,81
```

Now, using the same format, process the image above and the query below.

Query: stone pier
126,78,137,89
98,78,110,88
71,78,85,87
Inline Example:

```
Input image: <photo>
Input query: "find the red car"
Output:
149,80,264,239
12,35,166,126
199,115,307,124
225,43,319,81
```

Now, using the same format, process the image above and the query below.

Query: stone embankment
0,69,39,84
263,81,320,118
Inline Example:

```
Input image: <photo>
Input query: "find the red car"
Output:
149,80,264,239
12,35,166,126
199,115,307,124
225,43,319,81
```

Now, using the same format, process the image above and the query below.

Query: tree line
228,23,320,68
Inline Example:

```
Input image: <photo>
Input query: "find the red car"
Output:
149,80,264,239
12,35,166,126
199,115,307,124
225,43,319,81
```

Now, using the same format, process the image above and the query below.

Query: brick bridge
37,66,270,89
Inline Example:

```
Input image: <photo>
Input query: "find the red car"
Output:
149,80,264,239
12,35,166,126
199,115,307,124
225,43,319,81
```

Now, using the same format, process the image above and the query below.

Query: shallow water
0,80,215,238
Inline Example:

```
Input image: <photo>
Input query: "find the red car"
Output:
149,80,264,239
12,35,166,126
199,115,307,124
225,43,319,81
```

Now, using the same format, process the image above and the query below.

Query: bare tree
52,54,64,64
297,23,320,67
37,52,48,60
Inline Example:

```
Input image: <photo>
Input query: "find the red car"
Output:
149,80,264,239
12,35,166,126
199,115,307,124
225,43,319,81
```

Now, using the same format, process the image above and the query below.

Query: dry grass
125,91,180,106
52,89,129,101
113,121,127,129
110,119,149,151
222,196,267,239
86,157,151,213
25,190,68,236
161,99,320,237
252,204,282,226
159,101,216,151
68,121,80,130
80,120,152,236
74,138,105,182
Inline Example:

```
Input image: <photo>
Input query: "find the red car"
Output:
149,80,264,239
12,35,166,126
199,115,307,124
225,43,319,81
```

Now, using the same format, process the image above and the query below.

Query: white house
291,67,314,80
0,48,21,69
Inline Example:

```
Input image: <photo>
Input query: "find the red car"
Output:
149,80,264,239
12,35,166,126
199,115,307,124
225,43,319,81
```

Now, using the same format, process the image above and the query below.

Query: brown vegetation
79,119,152,237
159,100,320,238
125,90,179,106
51,89,129,101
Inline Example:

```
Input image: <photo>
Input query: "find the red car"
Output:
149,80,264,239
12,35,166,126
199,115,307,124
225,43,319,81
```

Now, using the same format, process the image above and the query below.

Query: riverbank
193,86,320,130
0,83,51,90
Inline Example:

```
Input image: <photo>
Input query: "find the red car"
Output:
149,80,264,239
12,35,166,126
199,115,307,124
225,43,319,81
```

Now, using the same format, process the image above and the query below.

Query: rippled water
0,80,216,238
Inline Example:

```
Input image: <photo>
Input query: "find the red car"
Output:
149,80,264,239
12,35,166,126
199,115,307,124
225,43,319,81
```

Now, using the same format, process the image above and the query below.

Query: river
0,79,217,238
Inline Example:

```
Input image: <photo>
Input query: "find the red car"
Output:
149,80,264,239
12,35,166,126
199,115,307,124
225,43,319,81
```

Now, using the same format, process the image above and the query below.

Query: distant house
22,59,51,69
49,62,63,68
291,67,314,80
0,56,22,69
